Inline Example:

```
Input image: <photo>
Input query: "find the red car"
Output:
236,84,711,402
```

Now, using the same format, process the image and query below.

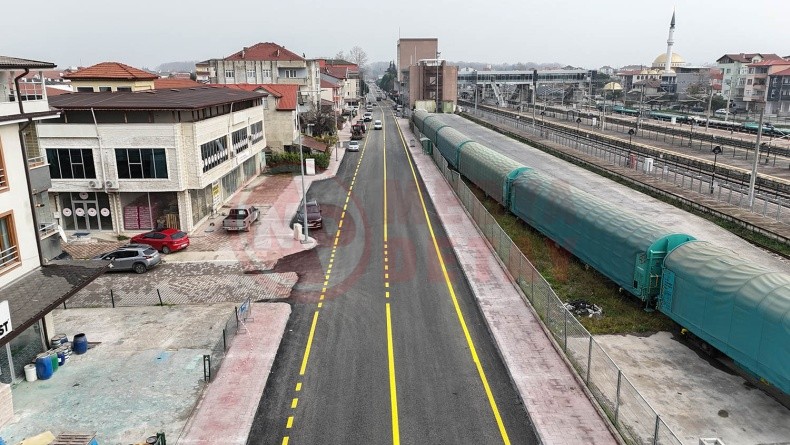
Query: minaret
664,9,676,73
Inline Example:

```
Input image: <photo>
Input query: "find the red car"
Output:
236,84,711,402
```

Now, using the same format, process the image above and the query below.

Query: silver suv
93,244,161,274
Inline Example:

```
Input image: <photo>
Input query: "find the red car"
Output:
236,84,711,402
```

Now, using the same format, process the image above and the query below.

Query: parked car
714,108,729,116
93,245,161,274
130,228,190,254
373,120,382,130
222,205,259,232
295,199,323,229
348,140,360,152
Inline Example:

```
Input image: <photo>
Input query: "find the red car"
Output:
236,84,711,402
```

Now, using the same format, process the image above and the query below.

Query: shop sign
212,182,221,208
0,301,11,340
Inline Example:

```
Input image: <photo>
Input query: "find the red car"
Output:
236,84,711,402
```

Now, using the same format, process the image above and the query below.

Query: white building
42,87,267,234
0,56,107,418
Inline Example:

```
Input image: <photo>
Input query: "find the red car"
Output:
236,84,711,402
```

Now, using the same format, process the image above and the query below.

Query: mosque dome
602,82,622,91
652,53,685,69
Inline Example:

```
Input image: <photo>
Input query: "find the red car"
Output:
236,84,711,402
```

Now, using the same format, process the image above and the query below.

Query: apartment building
0,56,108,413
196,42,321,108
767,68,790,114
717,53,784,110
41,87,267,234
743,59,790,113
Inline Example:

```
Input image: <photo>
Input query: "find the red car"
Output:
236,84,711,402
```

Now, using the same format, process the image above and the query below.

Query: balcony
38,222,59,239
0,245,20,271
28,157,52,193
0,81,52,118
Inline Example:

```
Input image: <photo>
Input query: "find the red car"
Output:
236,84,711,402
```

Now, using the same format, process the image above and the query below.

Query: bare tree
334,51,346,62
348,46,368,69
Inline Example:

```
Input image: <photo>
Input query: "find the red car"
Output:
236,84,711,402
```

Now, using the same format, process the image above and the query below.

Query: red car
131,228,190,254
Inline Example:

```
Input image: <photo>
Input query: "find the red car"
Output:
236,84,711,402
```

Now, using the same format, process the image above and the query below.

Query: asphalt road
248,102,538,444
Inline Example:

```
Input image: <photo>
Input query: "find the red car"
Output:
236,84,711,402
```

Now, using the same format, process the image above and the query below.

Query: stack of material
0,383,12,428
50,433,97,445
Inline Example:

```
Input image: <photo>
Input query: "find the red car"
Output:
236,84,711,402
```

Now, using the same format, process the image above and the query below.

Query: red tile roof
208,83,298,111
718,53,784,64
299,135,328,153
225,42,304,61
321,79,340,89
63,62,158,80
772,67,790,77
154,78,203,89
748,59,790,67
46,86,70,96
322,66,349,79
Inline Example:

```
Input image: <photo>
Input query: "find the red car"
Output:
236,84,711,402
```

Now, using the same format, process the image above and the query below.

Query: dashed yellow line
280,116,373,443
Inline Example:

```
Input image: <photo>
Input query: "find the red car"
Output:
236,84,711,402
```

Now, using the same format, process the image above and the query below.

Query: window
117,87,132,92
116,148,168,179
262,69,271,79
76,87,94,92
225,69,234,79
283,69,298,78
246,69,256,79
46,148,96,179
99,87,112,92
250,121,264,145
232,128,249,153
200,136,229,173
0,211,19,271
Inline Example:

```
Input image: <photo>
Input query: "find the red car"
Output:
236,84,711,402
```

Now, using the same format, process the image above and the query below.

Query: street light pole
711,145,722,193
747,107,765,210
295,87,324,243
688,121,694,147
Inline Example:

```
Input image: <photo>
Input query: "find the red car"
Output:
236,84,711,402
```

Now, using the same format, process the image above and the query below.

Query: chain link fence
420,125,682,445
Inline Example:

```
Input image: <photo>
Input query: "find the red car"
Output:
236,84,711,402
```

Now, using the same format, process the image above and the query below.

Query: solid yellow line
394,116,511,444
299,310,320,376
386,303,400,444
383,111,388,243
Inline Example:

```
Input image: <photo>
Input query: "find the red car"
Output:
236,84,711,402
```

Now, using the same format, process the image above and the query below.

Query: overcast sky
5,0,788,70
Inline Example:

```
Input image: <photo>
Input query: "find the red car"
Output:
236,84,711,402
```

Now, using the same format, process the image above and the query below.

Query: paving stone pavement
67,262,297,308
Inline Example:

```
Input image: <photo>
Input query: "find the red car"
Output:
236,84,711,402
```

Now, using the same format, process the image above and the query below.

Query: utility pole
704,83,714,131
747,107,765,210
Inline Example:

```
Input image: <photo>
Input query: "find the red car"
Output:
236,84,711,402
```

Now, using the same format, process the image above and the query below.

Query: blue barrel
73,333,88,355
36,353,54,380
56,348,66,366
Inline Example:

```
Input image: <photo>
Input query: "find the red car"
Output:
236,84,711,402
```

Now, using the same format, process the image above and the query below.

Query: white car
373,120,382,130
348,140,360,152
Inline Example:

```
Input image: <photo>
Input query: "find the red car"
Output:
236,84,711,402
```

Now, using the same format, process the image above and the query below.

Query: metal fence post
546,289,550,324
614,369,622,425
653,415,661,445
586,336,593,385
203,354,211,382
157,289,163,306
223,328,227,352
563,309,568,352
110,289,115,308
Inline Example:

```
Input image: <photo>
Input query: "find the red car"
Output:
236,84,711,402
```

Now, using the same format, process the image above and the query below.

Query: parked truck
222,205,260,232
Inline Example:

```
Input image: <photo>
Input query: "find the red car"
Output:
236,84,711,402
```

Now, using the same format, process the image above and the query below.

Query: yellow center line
286,416,294,428
298,310,320,376
295,382,302,391
282,437,289,445
394,113,512,444
291,398,299,409
386,303,400,444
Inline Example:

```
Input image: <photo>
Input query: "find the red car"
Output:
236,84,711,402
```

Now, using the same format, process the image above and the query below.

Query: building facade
408,61,458,112
743,59,790,113
196,42,321,108
717,53,785,110
42,87,267,235
767,68,790,115
0,56,107,418
63,62,158,92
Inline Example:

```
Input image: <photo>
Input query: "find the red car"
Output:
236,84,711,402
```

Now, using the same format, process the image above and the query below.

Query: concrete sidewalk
179,303,291,445
397,118,620,445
